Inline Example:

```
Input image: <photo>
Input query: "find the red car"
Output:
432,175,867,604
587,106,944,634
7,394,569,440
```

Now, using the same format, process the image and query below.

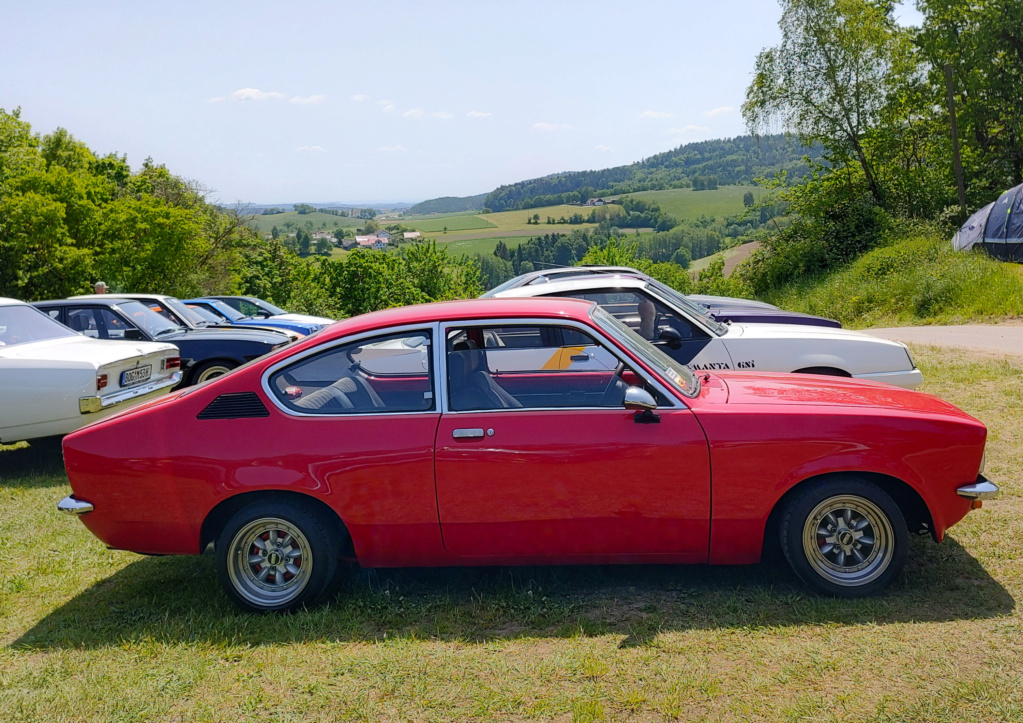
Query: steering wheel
600,360,627,406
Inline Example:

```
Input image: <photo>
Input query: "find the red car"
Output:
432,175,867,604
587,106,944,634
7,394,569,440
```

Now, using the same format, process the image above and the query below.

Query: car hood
723,322,905,346
688,294,779,311
716,372,973,418
0,335,178,366
164,327,288,344
273,312,334,325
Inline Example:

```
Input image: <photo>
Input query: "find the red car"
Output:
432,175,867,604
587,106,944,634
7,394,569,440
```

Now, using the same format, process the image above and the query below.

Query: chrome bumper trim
957,475,1000,500
57,495,94,515
79,371,182,414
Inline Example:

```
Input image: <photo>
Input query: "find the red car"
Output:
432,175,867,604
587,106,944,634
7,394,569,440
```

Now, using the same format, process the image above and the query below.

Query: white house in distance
355,235,389,250
403,231,422,241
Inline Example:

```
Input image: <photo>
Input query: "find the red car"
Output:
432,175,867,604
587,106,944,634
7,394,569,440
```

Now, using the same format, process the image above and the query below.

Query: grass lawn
621,187,752,222
2,345,1021,720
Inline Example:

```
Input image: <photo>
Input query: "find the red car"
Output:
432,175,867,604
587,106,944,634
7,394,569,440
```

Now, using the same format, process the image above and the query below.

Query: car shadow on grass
11,535,1014,651
0,441,67,487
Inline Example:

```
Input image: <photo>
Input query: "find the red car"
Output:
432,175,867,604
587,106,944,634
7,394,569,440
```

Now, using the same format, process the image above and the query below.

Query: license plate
121,365,152,387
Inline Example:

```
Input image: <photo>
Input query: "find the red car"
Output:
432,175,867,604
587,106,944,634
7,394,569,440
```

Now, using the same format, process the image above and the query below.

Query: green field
246,211,363,235
621,186,753,221
410,215,497,233
2,345,1021,720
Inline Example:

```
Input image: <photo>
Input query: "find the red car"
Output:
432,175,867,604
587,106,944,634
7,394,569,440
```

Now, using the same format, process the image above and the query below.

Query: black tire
216,498,341,613
190,360,237,385
780,477,907,597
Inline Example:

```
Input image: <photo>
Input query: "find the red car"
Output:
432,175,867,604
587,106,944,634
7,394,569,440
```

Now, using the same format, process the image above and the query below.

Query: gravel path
863,323,1023,357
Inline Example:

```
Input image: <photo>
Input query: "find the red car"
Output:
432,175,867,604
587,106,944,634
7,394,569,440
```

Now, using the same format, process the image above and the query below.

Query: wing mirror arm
623,386,660,424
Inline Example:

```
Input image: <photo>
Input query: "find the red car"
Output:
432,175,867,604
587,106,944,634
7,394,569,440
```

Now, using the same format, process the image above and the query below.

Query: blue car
184,298,327,337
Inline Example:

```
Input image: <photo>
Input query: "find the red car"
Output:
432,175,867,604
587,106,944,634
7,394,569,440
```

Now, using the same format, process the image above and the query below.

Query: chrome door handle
452,428,485,439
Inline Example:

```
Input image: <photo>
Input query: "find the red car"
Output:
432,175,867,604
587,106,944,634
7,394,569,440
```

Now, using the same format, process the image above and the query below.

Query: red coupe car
58,298,998,612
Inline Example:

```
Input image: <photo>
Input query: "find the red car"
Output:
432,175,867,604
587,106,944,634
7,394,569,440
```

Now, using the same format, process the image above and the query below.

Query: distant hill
483,134,821,212
406,193,489,215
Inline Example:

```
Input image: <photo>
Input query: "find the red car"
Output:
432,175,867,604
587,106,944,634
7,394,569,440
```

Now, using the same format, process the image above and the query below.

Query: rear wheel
191,360,236,384
780,477,907,597
216,498,340,613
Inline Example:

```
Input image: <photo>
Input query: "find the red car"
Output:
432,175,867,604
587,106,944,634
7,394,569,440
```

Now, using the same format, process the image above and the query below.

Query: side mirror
254,311,270,319
656,327,682,350
124,328,144,340
623,386,657,411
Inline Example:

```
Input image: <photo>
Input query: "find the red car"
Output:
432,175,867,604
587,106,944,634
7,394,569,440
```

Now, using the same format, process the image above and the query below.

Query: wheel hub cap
802,495,894,587
227,518,313,608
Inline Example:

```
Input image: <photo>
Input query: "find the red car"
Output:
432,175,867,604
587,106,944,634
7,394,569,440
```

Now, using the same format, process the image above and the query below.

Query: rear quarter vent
197,392,270,420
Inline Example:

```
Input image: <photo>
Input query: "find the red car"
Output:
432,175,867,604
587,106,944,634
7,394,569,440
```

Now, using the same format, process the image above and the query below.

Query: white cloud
290,94,327,105
296,145,326,153
467,110,492,118
640,110,673,119
431,111,454,119
208,96,225,103
706,106,734,116
350,94,369,102
532,122,572,132
595,144,613,152
230,88,287,102
667,125,711,135
378,145,408,152
379,100,395,112
403,108,426,118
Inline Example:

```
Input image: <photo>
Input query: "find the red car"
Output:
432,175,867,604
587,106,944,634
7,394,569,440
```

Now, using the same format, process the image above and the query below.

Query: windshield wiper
155,327,182,336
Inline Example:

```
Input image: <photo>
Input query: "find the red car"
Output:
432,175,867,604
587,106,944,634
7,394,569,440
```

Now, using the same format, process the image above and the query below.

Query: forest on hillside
482,134,821,211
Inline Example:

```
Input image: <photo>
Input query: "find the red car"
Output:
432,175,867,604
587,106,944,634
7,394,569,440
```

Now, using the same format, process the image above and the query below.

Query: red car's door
434,323,711,562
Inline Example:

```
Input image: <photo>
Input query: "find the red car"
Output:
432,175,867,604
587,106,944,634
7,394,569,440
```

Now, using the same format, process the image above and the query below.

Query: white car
491,277,923,389
0,298,182,444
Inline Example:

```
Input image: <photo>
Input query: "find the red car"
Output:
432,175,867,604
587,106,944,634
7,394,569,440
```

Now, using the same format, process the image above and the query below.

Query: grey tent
953,183,1023,262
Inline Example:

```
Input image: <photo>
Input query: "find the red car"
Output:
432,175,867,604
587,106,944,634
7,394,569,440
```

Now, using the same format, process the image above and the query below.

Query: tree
271,225,279,239
743,0,915,204
532,213,540,224
333,228,347,243
315,237,333,255
916,0,1023,189
743,191,755,207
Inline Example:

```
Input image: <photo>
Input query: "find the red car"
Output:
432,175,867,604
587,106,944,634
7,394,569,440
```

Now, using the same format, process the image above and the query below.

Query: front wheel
216,498,341,613
780,478,907,597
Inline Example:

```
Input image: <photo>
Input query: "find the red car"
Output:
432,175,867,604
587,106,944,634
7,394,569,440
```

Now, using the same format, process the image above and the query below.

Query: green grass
762,232,1023,328
246,211,363,235
410,215,497,233
621,186,753,221
2,346,1022,720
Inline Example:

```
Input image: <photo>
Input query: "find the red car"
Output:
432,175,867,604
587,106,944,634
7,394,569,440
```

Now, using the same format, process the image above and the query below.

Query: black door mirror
656,327,682,350
123,328,144,340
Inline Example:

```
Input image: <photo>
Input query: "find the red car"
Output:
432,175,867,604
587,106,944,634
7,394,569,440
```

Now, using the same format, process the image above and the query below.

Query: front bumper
57,495,94,515
853,368,924,390
956,475,1000,500
79,371,182,414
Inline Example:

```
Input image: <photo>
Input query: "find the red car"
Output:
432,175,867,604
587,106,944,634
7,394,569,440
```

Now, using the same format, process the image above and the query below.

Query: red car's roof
319,297,596,341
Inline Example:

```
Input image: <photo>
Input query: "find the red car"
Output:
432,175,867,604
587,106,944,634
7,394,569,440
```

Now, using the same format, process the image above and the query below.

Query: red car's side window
269,330,435,414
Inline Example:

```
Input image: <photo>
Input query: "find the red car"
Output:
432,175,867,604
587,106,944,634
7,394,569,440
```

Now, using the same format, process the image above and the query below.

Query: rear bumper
57,495,94,515
853,368,924,390
956,475,999,500
79,372,181,414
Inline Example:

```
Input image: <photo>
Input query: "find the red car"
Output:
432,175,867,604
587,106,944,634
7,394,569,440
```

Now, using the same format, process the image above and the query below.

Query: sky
1,1,923,206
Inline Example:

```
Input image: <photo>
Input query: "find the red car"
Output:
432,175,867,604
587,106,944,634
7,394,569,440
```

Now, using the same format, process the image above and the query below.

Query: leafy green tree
743,0,915,203
743,191,756,207
315,237,333,255
271,225,279,239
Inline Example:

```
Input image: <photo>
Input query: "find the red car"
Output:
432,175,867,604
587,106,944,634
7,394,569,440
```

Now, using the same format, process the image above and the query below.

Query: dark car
34,298,292,385
482,266,841,328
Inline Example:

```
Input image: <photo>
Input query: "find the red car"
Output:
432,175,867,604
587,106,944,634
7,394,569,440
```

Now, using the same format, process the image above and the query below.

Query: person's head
637,298,656,339
94,281,108,294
